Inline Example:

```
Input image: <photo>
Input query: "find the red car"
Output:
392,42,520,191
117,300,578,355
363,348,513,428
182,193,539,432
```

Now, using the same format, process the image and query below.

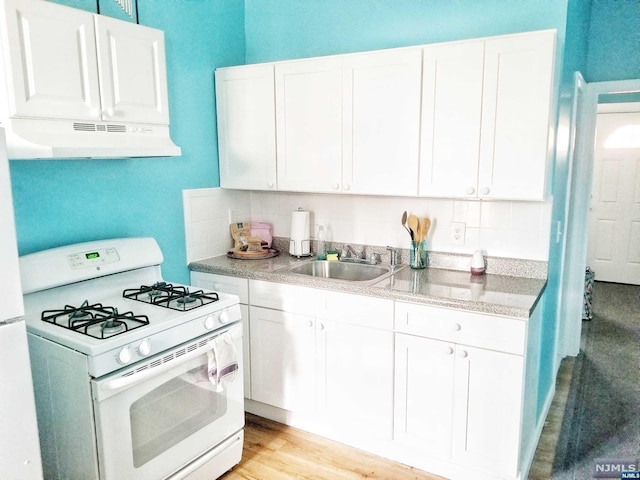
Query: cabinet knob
319,323,325,330
457,349,468,359
343,184,350,191
267,182,275,189
480,187,490,195
308,320,313,328
444,346,454,355
465,187,475,195
333,184,340,190
451,323,462,332
104,108,115,118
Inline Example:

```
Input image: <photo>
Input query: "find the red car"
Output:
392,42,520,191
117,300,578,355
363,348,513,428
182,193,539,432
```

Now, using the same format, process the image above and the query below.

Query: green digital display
85,252,100,260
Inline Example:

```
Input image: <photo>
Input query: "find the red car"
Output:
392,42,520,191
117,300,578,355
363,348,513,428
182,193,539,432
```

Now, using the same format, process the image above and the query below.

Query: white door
419,41,484,198
587,110,640,284
452,345,523,478
215,64,277,190
394,333,455,458
343,48,422,196
317,319,394,441
478,30,555,200
95,15,170,125
275,57,343,192
249,306,316,412
2,0,102,121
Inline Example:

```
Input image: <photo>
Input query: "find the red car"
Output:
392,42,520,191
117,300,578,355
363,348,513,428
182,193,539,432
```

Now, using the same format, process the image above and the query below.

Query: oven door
91,323,244,480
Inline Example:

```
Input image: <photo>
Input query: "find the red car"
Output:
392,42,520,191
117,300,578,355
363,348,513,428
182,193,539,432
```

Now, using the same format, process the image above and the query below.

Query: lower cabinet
248,280,394,445
191,273,540,480
249,306,316,412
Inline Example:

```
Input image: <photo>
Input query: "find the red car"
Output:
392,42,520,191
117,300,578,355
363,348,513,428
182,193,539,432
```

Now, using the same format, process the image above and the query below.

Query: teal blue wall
245,0,569,63
540,0,591,418
586,0,640,82
8,0,244,284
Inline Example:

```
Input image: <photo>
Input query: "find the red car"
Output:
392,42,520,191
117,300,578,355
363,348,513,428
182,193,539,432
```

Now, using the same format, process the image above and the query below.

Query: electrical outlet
450,222,466,245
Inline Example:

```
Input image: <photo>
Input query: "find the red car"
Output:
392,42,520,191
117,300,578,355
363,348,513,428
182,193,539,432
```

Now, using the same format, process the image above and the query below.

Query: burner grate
41,300,149,340
123,282,219,311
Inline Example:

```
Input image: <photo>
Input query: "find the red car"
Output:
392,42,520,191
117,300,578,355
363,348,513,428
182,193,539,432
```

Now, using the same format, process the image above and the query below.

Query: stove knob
204,314,216,330
219,310,231,324
118,346,133,365
138,339,152,357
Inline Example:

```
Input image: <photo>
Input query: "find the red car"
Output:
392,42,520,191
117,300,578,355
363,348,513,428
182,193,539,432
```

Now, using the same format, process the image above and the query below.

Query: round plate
227,248,280,260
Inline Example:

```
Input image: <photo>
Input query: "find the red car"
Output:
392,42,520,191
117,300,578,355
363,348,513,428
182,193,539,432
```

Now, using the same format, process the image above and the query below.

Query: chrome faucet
386,246,398,266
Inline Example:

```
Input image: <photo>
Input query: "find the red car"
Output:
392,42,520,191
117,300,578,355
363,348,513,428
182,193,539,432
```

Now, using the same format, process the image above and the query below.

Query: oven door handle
99,341,215,394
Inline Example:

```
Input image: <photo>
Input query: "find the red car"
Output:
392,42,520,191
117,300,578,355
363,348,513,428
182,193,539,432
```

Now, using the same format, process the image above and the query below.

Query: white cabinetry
248,279,394,445
1,0,171,125
275,57,343,192
341,48,422,195
419,30,555,200
215,64,277,190
394,302,526,479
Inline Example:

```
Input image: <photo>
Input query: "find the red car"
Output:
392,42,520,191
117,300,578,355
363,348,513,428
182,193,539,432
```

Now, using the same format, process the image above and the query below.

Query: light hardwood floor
221,358,575,480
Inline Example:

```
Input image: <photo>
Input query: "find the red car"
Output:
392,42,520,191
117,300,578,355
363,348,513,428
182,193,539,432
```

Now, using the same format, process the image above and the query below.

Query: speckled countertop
189,241,547,319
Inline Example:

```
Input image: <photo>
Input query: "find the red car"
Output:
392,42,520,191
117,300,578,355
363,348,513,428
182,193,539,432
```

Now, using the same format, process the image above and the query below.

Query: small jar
409,240,427,269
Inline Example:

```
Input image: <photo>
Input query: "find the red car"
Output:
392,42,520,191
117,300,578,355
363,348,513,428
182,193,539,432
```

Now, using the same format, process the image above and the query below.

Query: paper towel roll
290,209,310,241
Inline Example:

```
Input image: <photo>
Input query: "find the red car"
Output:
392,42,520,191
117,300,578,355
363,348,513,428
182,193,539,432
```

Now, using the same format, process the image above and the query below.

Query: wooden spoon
420,218,430,242
408,215,419,241
401,211,412,238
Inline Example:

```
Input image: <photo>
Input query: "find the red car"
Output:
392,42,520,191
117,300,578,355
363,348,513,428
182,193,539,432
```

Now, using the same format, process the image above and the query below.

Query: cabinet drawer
190,272,249,304
249,279,319,315
321,290,393,330
395,302,525,355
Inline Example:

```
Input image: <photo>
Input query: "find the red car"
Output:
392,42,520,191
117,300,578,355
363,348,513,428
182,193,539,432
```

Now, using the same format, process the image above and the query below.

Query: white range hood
3,117,181,159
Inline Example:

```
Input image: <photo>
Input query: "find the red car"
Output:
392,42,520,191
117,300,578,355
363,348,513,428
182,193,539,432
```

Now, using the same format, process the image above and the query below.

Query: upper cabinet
419,30,555,200
215,30,556,200
0,0,180,158
342,48,422,196
275,56,343,192
275,48,421,194
216,64,277,190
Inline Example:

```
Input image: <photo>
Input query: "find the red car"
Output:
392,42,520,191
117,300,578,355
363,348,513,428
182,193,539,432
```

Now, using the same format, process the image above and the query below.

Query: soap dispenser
470,249,486,275
316,225,326,260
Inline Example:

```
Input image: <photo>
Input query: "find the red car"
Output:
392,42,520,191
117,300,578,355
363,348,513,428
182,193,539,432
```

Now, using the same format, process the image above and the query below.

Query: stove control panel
68,247,120,270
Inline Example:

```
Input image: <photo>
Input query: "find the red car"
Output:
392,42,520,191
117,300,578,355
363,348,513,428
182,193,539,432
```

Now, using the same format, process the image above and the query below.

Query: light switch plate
450,222,466,245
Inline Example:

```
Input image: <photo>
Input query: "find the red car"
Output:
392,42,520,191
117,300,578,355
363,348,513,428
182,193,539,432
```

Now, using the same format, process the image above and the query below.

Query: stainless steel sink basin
283,260,404,284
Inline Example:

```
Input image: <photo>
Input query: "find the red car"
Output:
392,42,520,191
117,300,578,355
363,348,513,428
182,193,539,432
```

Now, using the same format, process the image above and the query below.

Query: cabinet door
275,57,343,192
249,306,316,412
94,15,170,125
478,31,555,200
317,319,393,441
419,41,484,198
343,48,422,196
2,0,101,120
394,333,455,458
452,345,524,477
215,64,277,190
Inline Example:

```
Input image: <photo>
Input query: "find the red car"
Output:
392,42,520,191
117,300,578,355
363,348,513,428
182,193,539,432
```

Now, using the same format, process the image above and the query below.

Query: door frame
558,77,640,359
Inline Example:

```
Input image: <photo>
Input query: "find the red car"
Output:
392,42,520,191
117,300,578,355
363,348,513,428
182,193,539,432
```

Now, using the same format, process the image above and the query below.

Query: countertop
189,249,546,319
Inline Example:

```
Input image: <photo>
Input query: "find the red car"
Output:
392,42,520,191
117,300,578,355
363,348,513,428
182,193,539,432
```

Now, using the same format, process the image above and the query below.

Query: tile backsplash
183,188,552,263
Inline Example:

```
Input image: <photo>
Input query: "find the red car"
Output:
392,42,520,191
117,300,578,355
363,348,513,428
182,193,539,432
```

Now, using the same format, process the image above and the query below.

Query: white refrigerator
0,127,43,479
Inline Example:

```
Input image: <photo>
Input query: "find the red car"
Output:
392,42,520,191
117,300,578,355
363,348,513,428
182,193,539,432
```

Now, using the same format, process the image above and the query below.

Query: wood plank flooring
221,358,575,480
220,414,443,480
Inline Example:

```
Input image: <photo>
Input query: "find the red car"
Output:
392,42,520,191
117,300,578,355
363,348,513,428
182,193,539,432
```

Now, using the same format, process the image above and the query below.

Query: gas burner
41,301,149,340
123,283,219,311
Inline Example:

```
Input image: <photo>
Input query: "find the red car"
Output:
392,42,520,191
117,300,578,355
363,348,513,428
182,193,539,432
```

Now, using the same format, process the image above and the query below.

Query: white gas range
20,237,244,480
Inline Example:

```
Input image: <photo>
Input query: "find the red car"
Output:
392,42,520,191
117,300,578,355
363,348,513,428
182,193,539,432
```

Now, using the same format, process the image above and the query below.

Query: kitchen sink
283,260,404,284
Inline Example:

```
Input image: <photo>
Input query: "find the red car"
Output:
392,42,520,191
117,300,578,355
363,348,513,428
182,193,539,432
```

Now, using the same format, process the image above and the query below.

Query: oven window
130,364,227,467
